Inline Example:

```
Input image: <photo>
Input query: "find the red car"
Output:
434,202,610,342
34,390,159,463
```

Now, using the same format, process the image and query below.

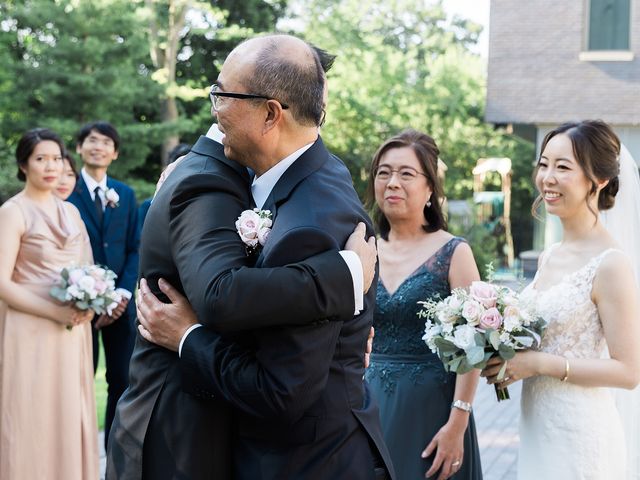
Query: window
588,0,631,50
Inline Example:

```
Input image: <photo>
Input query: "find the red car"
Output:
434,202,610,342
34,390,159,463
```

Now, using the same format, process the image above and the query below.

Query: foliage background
1,0,538,430
0,0,536,265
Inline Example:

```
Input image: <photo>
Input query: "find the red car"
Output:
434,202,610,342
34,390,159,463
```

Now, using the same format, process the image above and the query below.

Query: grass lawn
95,342,107,431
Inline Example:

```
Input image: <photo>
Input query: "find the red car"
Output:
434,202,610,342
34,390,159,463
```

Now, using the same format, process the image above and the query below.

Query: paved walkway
99,380,522,479
475,379,521,479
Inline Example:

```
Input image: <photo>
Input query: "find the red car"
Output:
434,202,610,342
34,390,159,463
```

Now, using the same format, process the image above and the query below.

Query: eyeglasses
209,84,290,111
374,165,427,183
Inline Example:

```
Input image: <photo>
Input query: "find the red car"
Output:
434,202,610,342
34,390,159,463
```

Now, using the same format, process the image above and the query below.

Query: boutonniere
236,208,272,254
105,188,120,208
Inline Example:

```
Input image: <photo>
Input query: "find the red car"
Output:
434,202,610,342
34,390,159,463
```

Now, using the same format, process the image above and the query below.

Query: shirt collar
205,123,224,144
251,142,314,209
81,168,108,195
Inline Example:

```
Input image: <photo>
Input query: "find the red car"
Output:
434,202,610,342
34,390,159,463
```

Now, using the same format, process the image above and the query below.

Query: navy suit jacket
180,137,396,480
69,175,140,313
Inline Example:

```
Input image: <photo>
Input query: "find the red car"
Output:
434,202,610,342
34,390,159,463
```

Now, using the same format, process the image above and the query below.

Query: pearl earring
426,200,432,208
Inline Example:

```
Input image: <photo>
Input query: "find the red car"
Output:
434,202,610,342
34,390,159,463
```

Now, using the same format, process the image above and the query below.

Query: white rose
444,294,463,312
437,310,453,324
502,306,523,332
461,300,483,326
105,188,120,204
452,324,477,351
257,226,271,246
441,322,454,335
77,275,96,293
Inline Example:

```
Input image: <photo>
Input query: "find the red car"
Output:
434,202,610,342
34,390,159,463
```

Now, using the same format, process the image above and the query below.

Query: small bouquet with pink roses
418,278,546,401
50,265,121,329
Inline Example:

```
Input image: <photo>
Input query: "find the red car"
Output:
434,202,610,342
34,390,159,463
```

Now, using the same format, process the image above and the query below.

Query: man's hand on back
136,278,198,352
345,222,377,293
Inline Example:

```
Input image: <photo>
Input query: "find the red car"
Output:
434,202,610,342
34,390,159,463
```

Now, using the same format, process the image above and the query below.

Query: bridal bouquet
50,265,121,328
418,279,546,401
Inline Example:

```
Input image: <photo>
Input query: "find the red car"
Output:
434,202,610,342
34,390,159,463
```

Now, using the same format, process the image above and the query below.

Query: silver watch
451,399,472,413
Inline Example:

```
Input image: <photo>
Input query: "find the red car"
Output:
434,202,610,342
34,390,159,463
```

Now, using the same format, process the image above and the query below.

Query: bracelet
560,357,570,382
451,399,472,413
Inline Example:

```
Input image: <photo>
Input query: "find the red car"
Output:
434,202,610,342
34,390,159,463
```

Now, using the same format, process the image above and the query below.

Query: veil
600,143,640,480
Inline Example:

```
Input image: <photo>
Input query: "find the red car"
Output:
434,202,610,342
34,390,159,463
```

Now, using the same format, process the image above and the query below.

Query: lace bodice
372,237,464,355
518,245,627,479
520,245,619,359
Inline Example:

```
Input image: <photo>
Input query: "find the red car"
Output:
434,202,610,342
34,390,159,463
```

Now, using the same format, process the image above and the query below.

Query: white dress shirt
178,124,364,356
81,168,107,208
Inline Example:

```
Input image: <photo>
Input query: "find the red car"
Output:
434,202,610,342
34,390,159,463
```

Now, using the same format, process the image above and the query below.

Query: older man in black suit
106,39,379,480
134,35,395,480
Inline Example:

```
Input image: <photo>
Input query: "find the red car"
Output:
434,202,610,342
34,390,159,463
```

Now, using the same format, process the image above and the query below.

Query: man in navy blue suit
68,121,139,449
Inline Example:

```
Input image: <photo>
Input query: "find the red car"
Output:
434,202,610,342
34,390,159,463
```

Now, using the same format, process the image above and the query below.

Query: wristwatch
451,399,472,413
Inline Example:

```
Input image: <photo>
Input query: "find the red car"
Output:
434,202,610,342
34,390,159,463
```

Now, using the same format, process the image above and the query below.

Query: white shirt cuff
115,288,132,300
178,324,203,357
339,250,363,315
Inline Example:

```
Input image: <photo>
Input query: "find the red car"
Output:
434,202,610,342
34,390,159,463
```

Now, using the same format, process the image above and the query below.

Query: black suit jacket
106,136,356,480
180,137,396,480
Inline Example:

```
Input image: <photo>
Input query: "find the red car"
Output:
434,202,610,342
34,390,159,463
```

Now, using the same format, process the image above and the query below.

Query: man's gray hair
241,36,327,127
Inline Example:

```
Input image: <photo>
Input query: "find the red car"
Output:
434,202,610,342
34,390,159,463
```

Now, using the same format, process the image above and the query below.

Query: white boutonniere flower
236,208,272,254
105,188,120,208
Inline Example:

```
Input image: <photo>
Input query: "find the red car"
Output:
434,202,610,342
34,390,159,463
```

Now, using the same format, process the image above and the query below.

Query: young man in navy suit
68,121,139,448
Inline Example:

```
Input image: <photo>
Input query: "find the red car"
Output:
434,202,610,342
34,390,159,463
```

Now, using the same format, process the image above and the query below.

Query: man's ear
262,100,284,134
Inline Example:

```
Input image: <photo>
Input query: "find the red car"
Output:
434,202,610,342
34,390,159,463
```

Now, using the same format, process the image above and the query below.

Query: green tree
291,0,536,254
1,0,165,183
0,0,289,198
132,0,287,168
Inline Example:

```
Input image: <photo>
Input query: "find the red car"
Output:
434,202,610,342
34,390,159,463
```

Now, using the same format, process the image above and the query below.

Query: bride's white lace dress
518,246,627,479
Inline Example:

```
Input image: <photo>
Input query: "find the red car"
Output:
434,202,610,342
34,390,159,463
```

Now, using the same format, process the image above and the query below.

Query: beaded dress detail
365,237,482,479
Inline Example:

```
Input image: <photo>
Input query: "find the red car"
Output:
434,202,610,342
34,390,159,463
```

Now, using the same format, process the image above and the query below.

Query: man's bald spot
232,35,317,75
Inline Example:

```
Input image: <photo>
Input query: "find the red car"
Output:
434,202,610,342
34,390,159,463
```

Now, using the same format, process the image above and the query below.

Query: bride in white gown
481,120,640,479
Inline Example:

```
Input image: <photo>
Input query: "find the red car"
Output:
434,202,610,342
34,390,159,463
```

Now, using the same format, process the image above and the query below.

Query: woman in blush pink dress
0,128,99,479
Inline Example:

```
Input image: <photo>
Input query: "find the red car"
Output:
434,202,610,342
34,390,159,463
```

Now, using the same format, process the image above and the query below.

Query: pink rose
235,210,261,247
94,279,107,295
469,281,498,308
479,307,503,330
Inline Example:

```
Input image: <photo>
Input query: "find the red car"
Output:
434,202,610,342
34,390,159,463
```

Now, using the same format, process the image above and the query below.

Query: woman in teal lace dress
365,130,483,480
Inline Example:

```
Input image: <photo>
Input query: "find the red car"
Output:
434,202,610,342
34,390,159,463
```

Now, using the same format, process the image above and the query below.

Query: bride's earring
426,198,432,208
